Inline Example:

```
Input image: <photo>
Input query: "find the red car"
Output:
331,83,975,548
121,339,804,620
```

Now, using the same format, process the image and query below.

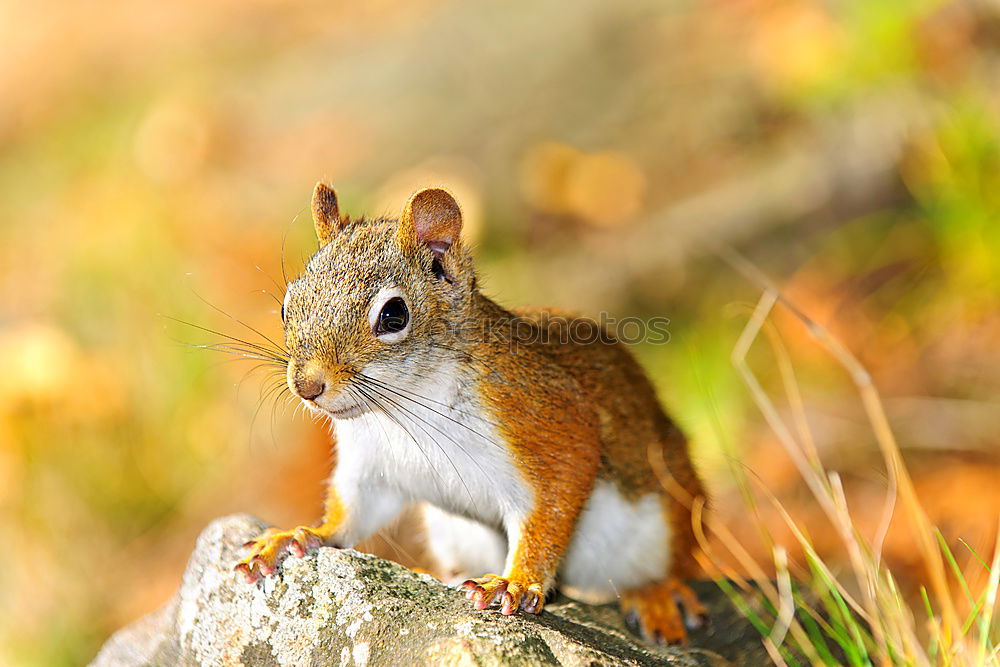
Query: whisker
266,380,290,450
351,382,475,510
275,384,294,414
352,381,487,511
348,384,446,494
254,264,287,297
250,378,288,445
373,524,420,566
191,356,283,374
165,316,288,361
237,363,287,397
192,343,288,365
280,209,306,290
357,374,504,444
344,385,409,478
187,290,288,358
254,288,283,308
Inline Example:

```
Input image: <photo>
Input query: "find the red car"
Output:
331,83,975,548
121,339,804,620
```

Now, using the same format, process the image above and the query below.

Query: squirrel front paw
460,574,545,615
234,525,333,583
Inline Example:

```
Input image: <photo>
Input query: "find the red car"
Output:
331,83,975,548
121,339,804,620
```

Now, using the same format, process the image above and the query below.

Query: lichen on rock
92,515,766,666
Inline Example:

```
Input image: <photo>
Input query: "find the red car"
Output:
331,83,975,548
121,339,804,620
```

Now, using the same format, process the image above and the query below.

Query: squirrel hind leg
619,497,709,645
619,577,708,645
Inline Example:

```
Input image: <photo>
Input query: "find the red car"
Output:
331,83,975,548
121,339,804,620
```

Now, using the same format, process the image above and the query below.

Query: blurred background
2,0,999,663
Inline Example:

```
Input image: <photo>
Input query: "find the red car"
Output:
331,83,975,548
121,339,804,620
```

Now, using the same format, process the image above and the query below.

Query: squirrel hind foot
620,577,708,645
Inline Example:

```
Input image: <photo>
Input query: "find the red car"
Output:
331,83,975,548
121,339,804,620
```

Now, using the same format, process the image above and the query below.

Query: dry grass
654,248,999,666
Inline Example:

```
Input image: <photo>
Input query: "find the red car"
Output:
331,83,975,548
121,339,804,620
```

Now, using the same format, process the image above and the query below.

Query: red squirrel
235,183,708,643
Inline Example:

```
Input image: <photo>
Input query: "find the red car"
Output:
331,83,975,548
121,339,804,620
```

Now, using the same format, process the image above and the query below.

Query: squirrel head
282,182,478,417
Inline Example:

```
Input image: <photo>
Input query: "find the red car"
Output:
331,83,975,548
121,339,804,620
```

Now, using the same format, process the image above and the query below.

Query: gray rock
92,515,768,666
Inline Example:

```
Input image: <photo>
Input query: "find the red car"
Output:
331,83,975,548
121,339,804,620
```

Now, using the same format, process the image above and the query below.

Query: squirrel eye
376,297,409,336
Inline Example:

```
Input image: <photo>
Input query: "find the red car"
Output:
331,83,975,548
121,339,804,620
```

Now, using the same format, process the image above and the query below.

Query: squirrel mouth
321,403,368,419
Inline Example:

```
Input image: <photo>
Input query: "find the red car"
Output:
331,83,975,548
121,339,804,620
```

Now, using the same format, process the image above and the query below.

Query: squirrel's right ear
397,188,463,258
312,182,344,246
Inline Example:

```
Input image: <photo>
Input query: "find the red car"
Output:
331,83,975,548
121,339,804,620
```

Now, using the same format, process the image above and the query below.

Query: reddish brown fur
466,300,706,640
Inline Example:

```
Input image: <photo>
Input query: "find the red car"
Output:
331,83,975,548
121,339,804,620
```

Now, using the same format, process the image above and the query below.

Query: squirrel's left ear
398,188,462,258
312,182,345,246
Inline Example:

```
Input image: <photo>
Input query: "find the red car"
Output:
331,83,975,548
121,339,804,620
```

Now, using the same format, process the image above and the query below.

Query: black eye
280,303,286,322
376,297,409,335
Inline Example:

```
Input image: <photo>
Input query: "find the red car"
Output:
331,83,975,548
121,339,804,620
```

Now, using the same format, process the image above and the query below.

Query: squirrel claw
234,525,330,582
460,575,544,615
461,574,506,610
234,562,255,584
520,588,544,614
685,611,710,631
670,579,709,631
251,555,275,576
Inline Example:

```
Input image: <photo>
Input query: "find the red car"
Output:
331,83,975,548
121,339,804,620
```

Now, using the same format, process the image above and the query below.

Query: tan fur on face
285,188,476,405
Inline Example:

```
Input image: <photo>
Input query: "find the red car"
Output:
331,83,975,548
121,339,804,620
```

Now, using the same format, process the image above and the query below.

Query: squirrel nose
294,376,325,401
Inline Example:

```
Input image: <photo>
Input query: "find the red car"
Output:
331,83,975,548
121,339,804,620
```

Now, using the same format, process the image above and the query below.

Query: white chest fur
325,367,672,598
331,365,532,532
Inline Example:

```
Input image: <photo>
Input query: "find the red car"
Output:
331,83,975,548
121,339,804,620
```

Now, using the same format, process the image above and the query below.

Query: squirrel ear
312,182,343,246
398,188,462,257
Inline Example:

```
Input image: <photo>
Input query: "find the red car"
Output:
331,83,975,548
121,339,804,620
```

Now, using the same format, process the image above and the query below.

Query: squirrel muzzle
287,359,354,406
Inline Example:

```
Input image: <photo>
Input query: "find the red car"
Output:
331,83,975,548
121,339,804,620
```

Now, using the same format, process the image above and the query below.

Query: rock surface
92,515,768,666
